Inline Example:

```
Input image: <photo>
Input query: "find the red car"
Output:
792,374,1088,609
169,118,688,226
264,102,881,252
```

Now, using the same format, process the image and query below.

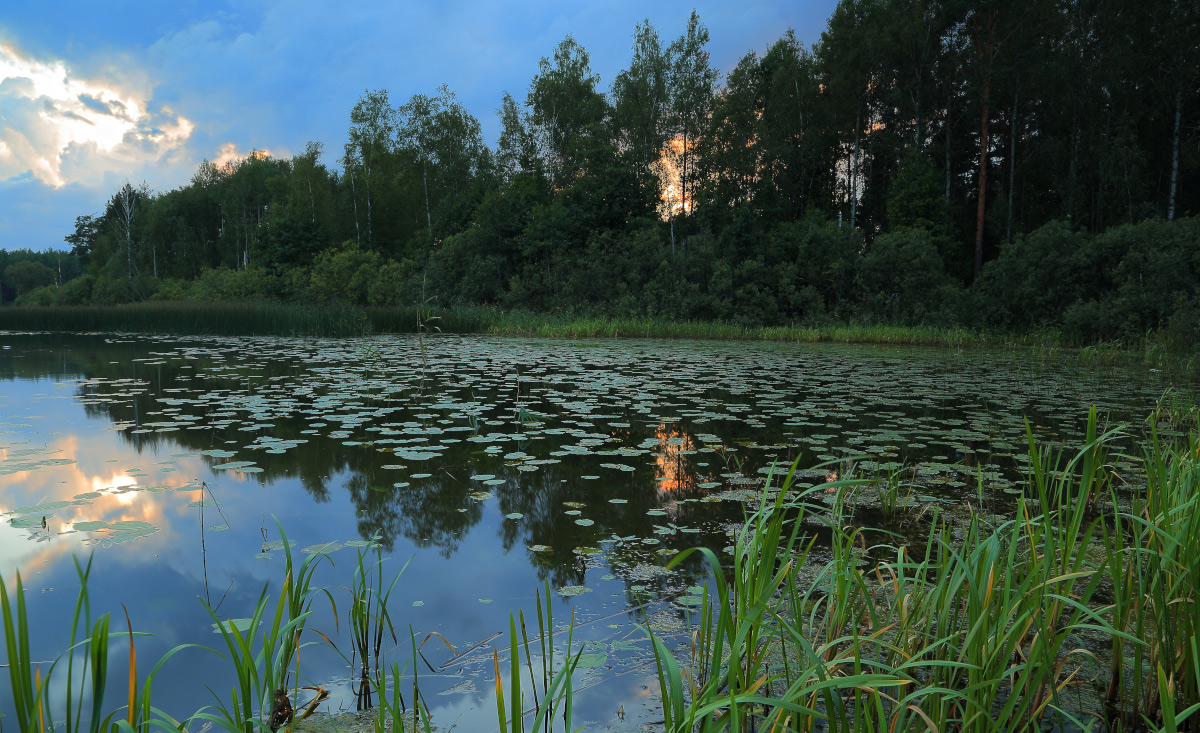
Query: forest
2,0,1197,346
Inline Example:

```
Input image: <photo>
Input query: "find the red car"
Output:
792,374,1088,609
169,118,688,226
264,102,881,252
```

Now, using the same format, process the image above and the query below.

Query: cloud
210,142,279,170
0,42,193,188
0,0,835,250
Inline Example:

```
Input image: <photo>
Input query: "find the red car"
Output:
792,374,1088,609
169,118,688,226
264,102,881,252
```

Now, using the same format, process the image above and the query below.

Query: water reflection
0,331,1177,725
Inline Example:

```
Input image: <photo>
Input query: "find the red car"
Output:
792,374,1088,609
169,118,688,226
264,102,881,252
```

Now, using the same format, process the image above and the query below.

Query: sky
0,0,838,252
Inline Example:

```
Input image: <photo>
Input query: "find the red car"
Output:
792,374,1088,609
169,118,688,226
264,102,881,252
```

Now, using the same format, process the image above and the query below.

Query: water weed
8,416,1200,731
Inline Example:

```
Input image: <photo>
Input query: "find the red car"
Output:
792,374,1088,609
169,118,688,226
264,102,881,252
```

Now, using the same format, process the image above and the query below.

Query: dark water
0,332,1182,729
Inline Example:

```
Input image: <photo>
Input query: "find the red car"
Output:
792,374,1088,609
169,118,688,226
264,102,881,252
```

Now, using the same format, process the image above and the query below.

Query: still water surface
0,332,1182,728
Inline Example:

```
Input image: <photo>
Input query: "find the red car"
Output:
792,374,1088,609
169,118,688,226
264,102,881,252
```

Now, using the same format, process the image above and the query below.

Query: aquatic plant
346,545,406,710
10,413,1200,731
193,522,330,732
493,582,585,733
1103,420,1200,729
1,556,194,733
640,415,1200,731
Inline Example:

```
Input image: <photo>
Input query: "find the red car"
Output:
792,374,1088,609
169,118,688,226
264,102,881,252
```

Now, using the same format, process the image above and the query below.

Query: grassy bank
1,301,1195,373
5,411,1200,731
1,301,1004,343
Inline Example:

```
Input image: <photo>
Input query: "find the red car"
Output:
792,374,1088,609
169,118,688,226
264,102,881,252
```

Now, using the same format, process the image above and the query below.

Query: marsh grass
1102,419,1200,730
8,421,1200,731
493,582,584,733
0,301,1184,349
646,414,1200,732
345,546,405,711
1147,389,1200,429
1,555,195,732
194,521,331,732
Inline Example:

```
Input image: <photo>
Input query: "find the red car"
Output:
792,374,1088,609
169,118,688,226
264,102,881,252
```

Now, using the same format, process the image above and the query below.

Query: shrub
309,242,382,305
768,219,860,316
14,285,57,306
1106,217,1200,334
54,274,94,305
857,227,961,323
190,267,282,302
149,278,194,302
974,220,1091,329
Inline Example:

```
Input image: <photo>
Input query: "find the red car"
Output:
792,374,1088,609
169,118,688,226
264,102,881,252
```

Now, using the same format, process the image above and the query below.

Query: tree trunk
975,70,991,281
913,87,922,148
422,158,433,237
796,78,805,214
365,171,373,246
349,168,361,246
850,107,861,229
1168,85,1182,221
1006,78,1019,243
945,109,952,212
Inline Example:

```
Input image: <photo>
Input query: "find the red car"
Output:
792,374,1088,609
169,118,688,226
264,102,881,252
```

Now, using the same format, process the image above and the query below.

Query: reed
643,415,1146,731
346,546,406,710
492,582,585,733
193,521,329,732
1,556,194,733
10,415,1200,731
1103,419,1200,729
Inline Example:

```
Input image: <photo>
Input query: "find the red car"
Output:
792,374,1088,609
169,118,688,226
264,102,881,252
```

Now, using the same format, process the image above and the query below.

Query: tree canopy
4,2,1197,345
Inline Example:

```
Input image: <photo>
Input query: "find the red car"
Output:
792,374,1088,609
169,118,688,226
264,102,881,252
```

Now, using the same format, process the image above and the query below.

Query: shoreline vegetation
1,301,1195,373
5,408,1200,731
3,4,1198,363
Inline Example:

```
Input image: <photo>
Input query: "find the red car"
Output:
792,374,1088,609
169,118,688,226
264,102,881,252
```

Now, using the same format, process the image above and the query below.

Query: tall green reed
1103,419,1200,730
493,581,584,733
647,418,1134,732
2,556,195,733
193,521,330,732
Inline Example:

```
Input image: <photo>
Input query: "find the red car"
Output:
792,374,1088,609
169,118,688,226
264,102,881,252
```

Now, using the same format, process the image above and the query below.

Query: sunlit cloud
210,142,277,170
0,43,193,188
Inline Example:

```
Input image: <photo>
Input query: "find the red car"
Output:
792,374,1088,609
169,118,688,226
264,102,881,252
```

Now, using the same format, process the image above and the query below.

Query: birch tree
346,89,397,246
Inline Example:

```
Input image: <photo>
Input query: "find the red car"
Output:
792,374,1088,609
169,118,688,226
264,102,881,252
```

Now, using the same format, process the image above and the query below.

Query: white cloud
0,43,193,188
210,142,280,170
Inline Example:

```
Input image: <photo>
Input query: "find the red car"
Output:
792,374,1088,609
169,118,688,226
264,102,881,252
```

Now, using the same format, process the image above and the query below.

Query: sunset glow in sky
0,0,835,251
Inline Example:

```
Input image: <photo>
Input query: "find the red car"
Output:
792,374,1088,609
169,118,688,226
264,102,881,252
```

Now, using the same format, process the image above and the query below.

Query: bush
309,242,382,305
973,220,1091,329
857,227,961,323
768,219,860,317
189,267,286,302
54,275,94,305
14,285,57,306
149,278,194,302
368,260,420,306
1106,218,1200,334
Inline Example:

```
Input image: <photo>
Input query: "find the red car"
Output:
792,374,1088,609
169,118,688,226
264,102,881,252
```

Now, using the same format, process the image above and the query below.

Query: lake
0,331,1182,729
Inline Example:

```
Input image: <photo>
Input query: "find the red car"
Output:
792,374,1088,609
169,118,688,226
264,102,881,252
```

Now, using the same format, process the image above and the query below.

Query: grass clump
7,414,1200,731
647,411,1200,731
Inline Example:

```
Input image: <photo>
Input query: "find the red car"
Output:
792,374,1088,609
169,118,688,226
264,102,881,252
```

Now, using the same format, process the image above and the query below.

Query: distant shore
2,301,1195,376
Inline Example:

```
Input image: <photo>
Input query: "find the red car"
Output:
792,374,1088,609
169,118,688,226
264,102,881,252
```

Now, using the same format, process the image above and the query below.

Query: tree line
4,2,1198,345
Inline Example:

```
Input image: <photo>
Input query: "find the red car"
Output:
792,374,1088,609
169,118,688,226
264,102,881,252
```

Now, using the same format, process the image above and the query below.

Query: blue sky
0,0,837,252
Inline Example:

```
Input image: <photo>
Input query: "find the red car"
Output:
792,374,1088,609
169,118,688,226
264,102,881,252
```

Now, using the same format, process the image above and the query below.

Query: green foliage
977,217,1200,344
6,6,1198,349
309,242,384,305
887,149,947,233
12,415,1200,730
5,260,55,296
857,226,962,323
56,275,95,306
974,220,1091,329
